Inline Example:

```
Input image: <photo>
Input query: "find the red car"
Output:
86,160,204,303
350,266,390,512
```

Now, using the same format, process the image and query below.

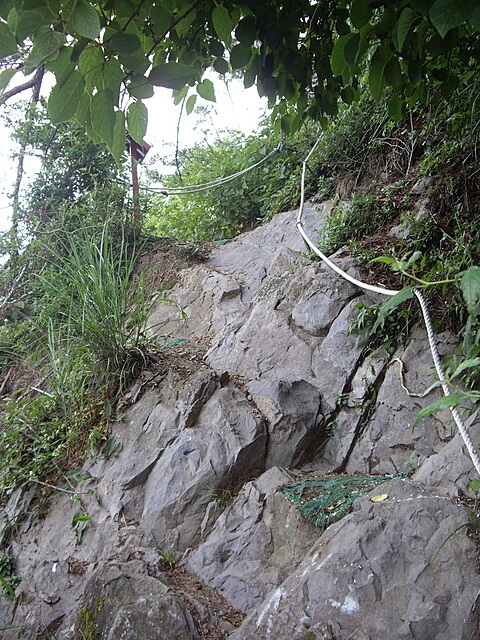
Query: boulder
185,467,318,613
74,562,198,640
230,479,479,640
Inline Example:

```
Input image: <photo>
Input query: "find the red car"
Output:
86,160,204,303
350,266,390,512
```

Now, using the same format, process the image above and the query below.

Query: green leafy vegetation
1,1,480,156
0,553,20,598
145,121,332,241
0,221,154,496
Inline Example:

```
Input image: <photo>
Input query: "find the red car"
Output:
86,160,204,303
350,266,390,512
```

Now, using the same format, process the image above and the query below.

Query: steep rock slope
1,202,478,640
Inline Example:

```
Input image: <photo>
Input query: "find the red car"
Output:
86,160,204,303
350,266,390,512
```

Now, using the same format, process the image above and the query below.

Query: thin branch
29,479,95,496
9,65,45,257
0,66,45,105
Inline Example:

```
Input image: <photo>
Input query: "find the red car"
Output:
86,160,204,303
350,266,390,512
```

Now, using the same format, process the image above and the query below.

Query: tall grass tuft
0,221,153,496
41,222,150,393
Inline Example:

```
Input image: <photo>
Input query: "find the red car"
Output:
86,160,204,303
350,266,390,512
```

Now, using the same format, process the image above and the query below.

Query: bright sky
0,76,267,232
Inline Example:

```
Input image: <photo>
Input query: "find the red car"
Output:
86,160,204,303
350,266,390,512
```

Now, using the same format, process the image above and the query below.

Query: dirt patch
166,566,245,640
135,238,213,299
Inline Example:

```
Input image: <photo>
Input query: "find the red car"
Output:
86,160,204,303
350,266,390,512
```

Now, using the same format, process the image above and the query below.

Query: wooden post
130,143,141,231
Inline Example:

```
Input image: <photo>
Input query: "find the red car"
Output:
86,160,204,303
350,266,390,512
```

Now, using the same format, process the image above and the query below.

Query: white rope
148,144,282,195
297,137,480,475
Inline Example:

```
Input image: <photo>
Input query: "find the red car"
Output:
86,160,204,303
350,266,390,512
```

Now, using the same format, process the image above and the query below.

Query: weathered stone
75,562,198,640
205,298,319,383
207,203,326,304
2,201,477,640
147,264,243,341
230,479,479,640
311,352,390,474
311,298,367,408
345,328,458,475
185,467,318,614
414,410,480,495
247,378,325,467
139,382,267,551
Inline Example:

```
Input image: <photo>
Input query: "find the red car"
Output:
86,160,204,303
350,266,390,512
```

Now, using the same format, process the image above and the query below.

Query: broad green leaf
175,7,196,37
24,51,48,75
70,0,100,39
75,91,91,125
384,57,402,87
148,62,195,90
429,0,471,38
32,25,64,57
0,0,14,20
172,85,188,105
47,46,74,82
0,67,16,94
235,15,256,46
450,357,480,380
197,78,216,102
372,287,413,333
393,7,417,52
185,93,196,114
78,43,103,90
110,30,141,55
213,56,229,74
22,0,48,9
469,478,480,493
470,2,480,28
368,45,392,102
331,35,349,76
460,266,480,315
281,114,292,135
344,32,361,67
413,394,463,427
244,64,256,89
91,88,115,146
85,121,101,144
209,39,224,57
230,43,251,69
100,58,124,105
0,21,17,57
15,8,50,42
411,0,435,16
407,58,422,86
340,85,355,104
212,4,232,46
127,74,154,99
47,69,85,123
149,3,171,36
350,0,372,28
387,94,404,120
127,100,147,144
109,110,126,163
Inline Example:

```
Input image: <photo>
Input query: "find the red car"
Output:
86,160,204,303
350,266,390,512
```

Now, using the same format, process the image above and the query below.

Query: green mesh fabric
280,473,405,530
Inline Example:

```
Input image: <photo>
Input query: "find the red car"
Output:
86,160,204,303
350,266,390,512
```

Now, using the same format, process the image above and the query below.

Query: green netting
280,473,405,530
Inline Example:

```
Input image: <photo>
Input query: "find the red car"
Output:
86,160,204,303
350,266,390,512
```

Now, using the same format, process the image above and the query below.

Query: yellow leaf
370,493,388,502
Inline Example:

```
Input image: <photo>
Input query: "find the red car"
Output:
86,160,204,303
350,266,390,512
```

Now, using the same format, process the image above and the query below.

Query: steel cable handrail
296,138,480,475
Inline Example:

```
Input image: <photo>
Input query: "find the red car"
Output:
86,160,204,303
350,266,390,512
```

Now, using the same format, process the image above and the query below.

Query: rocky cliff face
1,203,479,640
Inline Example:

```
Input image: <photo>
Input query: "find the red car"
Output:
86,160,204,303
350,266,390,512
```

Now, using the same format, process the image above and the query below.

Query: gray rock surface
185,467,318,613
75,562,198,640
1,202,479,639
230,479,479,640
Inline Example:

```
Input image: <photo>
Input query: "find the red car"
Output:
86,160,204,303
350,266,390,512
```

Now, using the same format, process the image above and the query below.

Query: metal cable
148,144,282,195
297,137,480,475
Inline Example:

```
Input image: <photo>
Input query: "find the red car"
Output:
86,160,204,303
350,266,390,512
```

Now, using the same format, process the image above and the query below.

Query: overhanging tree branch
0,66,45,106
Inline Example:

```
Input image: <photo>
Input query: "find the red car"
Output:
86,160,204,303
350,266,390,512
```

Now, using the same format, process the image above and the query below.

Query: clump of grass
0,221,153,498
